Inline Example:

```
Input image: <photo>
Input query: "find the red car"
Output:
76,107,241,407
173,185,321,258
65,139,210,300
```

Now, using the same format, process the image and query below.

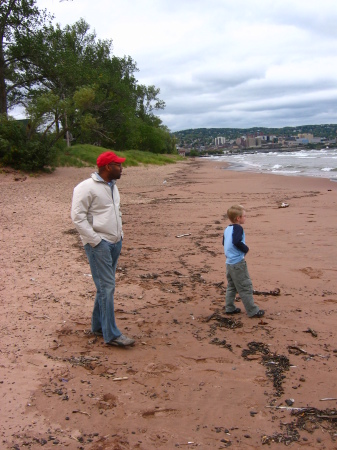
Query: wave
213,149,337,179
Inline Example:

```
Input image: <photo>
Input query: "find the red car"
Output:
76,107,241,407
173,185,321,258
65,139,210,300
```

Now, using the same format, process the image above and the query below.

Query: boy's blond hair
227,204,245,223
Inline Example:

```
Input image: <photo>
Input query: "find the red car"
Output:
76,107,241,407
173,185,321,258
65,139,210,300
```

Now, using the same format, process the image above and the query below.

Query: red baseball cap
96,151,126,167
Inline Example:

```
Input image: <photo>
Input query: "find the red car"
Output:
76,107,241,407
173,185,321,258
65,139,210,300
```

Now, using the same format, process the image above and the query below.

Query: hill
172,124,337,146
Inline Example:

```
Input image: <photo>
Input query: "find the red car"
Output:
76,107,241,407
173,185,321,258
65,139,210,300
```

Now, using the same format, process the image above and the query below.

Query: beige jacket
71,173,123,246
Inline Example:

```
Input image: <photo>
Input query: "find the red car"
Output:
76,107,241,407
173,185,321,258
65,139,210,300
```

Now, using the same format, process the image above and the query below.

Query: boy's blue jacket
223,224,249,264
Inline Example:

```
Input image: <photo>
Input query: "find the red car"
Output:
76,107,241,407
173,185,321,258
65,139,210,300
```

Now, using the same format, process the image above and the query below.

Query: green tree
0,0,50,115
20,19,144,148
136,84,165,123
17,19,112,132
1,12,176,167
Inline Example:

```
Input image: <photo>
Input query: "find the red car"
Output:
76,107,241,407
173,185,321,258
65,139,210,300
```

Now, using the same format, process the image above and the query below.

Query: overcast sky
35,0,337,132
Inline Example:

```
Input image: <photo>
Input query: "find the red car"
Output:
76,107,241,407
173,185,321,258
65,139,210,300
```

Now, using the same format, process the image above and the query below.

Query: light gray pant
226,259,259,317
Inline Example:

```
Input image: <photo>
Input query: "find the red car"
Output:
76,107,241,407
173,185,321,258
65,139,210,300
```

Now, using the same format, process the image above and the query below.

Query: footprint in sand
142,408,178,418
98,393,117,410
299,267,323,279
143,363,178,376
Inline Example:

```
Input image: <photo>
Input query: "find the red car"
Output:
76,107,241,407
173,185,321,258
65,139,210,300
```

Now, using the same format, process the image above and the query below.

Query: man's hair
227,204,245,223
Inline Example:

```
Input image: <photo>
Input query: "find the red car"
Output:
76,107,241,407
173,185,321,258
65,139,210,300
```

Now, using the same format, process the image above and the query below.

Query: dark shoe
250,310,265,318
226,307,241,315
92,329,103,336
107,334,135,347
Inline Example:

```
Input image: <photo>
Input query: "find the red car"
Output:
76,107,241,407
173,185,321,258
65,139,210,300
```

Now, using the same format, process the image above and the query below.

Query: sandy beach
1,159,337,449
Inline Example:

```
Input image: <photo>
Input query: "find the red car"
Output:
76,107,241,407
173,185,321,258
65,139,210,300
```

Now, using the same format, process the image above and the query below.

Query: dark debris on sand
292,407,337,439
242,341,290,397
261,407,337,445
205,310,243,330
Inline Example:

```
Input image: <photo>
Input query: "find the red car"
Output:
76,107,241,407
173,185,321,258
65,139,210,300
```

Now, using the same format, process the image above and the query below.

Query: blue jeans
84,239,122,343
225,259,259,317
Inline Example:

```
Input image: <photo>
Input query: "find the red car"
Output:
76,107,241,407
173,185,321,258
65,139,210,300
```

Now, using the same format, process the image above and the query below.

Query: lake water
209,148,337,181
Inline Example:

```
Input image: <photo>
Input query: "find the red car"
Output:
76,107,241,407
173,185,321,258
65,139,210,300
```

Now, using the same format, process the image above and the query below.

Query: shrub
0,116,57,171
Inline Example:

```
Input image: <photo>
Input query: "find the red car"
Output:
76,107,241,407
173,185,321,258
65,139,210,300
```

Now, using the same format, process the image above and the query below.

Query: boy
223,205,265,318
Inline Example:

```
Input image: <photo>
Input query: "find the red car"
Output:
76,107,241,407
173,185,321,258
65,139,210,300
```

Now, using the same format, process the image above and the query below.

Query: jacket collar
91,172,116,187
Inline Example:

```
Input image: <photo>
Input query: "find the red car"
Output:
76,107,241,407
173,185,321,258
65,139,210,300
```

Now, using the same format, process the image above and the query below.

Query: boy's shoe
107,334,135,347
250,310,265,318
226,307,241,315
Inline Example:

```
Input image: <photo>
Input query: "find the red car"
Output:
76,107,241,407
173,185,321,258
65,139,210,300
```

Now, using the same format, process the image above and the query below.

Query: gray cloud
35,0,337,131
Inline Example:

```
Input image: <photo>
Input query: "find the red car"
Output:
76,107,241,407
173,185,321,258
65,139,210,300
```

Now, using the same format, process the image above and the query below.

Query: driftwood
304,327,318,337
253,288,281,296
288,345,309,355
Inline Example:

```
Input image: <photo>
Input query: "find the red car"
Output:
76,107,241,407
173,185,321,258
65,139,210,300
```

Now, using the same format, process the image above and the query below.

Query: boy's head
227,204,246,224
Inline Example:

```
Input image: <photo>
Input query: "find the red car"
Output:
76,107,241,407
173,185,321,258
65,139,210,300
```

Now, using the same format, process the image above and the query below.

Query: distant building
296,138,309,145
298,133,313,140
310,137,326,144
215,137,226,146
261,135,277,142
246,136,262,148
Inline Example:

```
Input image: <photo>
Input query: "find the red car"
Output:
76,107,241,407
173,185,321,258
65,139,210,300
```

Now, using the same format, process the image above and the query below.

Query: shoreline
199,146,336,157
220,162,337,182
1,160,337,449
203,146,337,182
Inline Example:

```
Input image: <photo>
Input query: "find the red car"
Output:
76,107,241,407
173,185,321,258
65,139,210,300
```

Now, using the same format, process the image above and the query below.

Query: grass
56,144,183,168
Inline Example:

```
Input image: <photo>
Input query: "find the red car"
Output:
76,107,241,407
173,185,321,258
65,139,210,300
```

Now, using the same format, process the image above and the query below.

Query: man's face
106,162,123,180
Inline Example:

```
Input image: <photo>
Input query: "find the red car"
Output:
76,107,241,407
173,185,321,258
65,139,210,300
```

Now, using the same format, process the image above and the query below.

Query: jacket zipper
111,184,119,237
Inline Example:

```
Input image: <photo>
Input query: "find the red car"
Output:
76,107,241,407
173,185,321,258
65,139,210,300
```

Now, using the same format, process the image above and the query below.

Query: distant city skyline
25,1,337,132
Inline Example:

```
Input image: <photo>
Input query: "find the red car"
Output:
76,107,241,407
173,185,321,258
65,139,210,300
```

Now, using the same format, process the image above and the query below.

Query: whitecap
272,170,301,174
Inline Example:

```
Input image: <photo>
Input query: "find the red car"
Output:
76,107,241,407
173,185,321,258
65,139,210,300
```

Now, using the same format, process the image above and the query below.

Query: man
71,151,135,347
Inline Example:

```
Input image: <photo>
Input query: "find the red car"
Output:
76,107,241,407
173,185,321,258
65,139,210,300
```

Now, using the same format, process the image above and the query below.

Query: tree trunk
64,109,70,148
55,112,59,134
0,47,7,115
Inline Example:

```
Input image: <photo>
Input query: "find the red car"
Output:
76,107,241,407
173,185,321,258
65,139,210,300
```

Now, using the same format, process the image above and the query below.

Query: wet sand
1,159,337,449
